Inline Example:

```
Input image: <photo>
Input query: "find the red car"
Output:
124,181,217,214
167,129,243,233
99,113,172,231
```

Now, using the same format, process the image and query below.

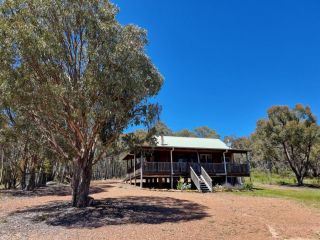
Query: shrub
242,182,254,191
213,184,233,192
213,183,254,192
213,184,226,192
176,176,191,191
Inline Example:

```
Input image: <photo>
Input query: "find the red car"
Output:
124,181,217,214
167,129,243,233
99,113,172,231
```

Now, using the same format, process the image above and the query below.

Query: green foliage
242,182,254,191
224,136,251,149
255,104,320,185
150,123,221,139
43,159,52,175
0,0,163,205
174,126,220,139
310,143,320,178
154,121,173,136
193,126,220,139
212,182,253,192
0,0,163,161
213,184,227,192
246,170,319,186
176,176,191,191
174,129,197,137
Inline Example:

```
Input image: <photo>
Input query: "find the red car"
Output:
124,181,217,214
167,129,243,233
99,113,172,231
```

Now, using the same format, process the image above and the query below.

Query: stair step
190,165,212,192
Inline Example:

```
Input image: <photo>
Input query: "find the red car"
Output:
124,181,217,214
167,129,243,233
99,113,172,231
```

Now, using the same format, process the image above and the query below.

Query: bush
242,182,254,191
213,183,254,192
213,184,226,192
176,176,191,191
213,184,233,192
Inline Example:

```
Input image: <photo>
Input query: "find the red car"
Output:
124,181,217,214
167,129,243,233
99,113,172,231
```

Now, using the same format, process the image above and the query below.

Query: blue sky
114,0,320,138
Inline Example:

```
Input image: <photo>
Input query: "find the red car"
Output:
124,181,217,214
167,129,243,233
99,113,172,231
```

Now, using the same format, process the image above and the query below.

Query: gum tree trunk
25,169,35,191
295,173,305,186
71,153,94,208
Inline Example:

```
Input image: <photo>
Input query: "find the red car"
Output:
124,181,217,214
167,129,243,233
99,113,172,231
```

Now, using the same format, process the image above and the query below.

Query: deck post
246,152,251,181
223,151,228,184
170,148,174,189
129,159,132,185
197,152,200,163
140,152,143,188
133,154,136,186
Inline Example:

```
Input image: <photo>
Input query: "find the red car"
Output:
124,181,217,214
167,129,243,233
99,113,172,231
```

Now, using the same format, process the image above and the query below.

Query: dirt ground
0,180,320,240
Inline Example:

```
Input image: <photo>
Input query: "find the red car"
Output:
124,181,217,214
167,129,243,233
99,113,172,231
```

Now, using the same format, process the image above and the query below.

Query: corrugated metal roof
155,136,230,150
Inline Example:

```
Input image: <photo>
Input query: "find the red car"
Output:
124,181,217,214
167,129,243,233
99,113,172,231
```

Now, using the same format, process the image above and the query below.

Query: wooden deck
126,162,250,179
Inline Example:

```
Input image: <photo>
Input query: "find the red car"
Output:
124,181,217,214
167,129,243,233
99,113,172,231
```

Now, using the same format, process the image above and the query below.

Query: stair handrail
200,166,213,192
190,166,201,192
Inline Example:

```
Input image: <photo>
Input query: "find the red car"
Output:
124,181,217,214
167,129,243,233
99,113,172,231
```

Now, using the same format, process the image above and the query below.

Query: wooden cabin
122,136,250,192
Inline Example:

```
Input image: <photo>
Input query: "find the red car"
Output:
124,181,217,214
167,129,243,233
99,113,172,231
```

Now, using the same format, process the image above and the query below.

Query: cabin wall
148,149,235,164
153,151,170,162
173,151,198,162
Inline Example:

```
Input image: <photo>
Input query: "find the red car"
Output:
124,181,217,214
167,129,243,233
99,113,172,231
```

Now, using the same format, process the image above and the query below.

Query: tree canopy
0,0,163,207
255,104,320,185
193,126,220,139
152,123,221,139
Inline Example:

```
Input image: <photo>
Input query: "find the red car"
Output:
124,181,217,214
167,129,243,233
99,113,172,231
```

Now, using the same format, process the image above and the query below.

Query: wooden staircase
199,178,210,192
190,164,213,193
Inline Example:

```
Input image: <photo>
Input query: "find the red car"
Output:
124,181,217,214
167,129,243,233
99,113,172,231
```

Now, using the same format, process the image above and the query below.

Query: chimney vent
161,135,164,145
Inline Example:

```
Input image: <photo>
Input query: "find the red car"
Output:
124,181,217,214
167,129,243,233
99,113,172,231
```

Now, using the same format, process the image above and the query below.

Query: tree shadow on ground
278,182,320,189
9,196,209,228
0,184,113,197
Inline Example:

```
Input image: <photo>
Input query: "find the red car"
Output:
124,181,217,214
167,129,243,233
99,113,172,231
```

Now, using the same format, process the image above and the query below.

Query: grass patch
246,170,320,186
233,186,320,208
237,170,320,208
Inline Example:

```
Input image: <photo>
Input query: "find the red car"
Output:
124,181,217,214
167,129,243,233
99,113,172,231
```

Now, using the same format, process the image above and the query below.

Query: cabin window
200,154,212,163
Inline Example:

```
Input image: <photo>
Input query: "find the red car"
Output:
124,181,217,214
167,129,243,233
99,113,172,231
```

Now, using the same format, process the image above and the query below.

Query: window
200,154,212,163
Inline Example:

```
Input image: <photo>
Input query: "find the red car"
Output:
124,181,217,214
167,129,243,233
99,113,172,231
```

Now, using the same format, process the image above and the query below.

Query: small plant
242,182,254,191
213,183,254,192
176,176,191,191
277,180,287,185
176,176,184,190
213,184,227,192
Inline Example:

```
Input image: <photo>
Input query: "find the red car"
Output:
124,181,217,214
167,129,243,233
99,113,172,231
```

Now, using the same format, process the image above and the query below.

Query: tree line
151,105,320,186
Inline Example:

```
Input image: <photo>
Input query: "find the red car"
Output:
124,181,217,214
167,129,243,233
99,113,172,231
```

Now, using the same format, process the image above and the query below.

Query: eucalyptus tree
0,104,48,190
255,105,320,185
250,132,286,172
310,143,320,178
154,121,173,136
0,0,163,207
194,126,220,139
223,135,251,149
174,126,219,138
174,129,196,137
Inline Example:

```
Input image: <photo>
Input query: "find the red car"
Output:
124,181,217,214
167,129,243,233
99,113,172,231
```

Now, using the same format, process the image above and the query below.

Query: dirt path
0,180,320,240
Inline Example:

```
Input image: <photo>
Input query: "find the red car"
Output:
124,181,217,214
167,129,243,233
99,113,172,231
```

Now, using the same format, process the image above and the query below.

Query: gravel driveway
0,180,319,240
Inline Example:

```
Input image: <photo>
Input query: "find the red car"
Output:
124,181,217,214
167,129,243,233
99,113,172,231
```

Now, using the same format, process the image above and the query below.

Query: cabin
122,136,251,192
